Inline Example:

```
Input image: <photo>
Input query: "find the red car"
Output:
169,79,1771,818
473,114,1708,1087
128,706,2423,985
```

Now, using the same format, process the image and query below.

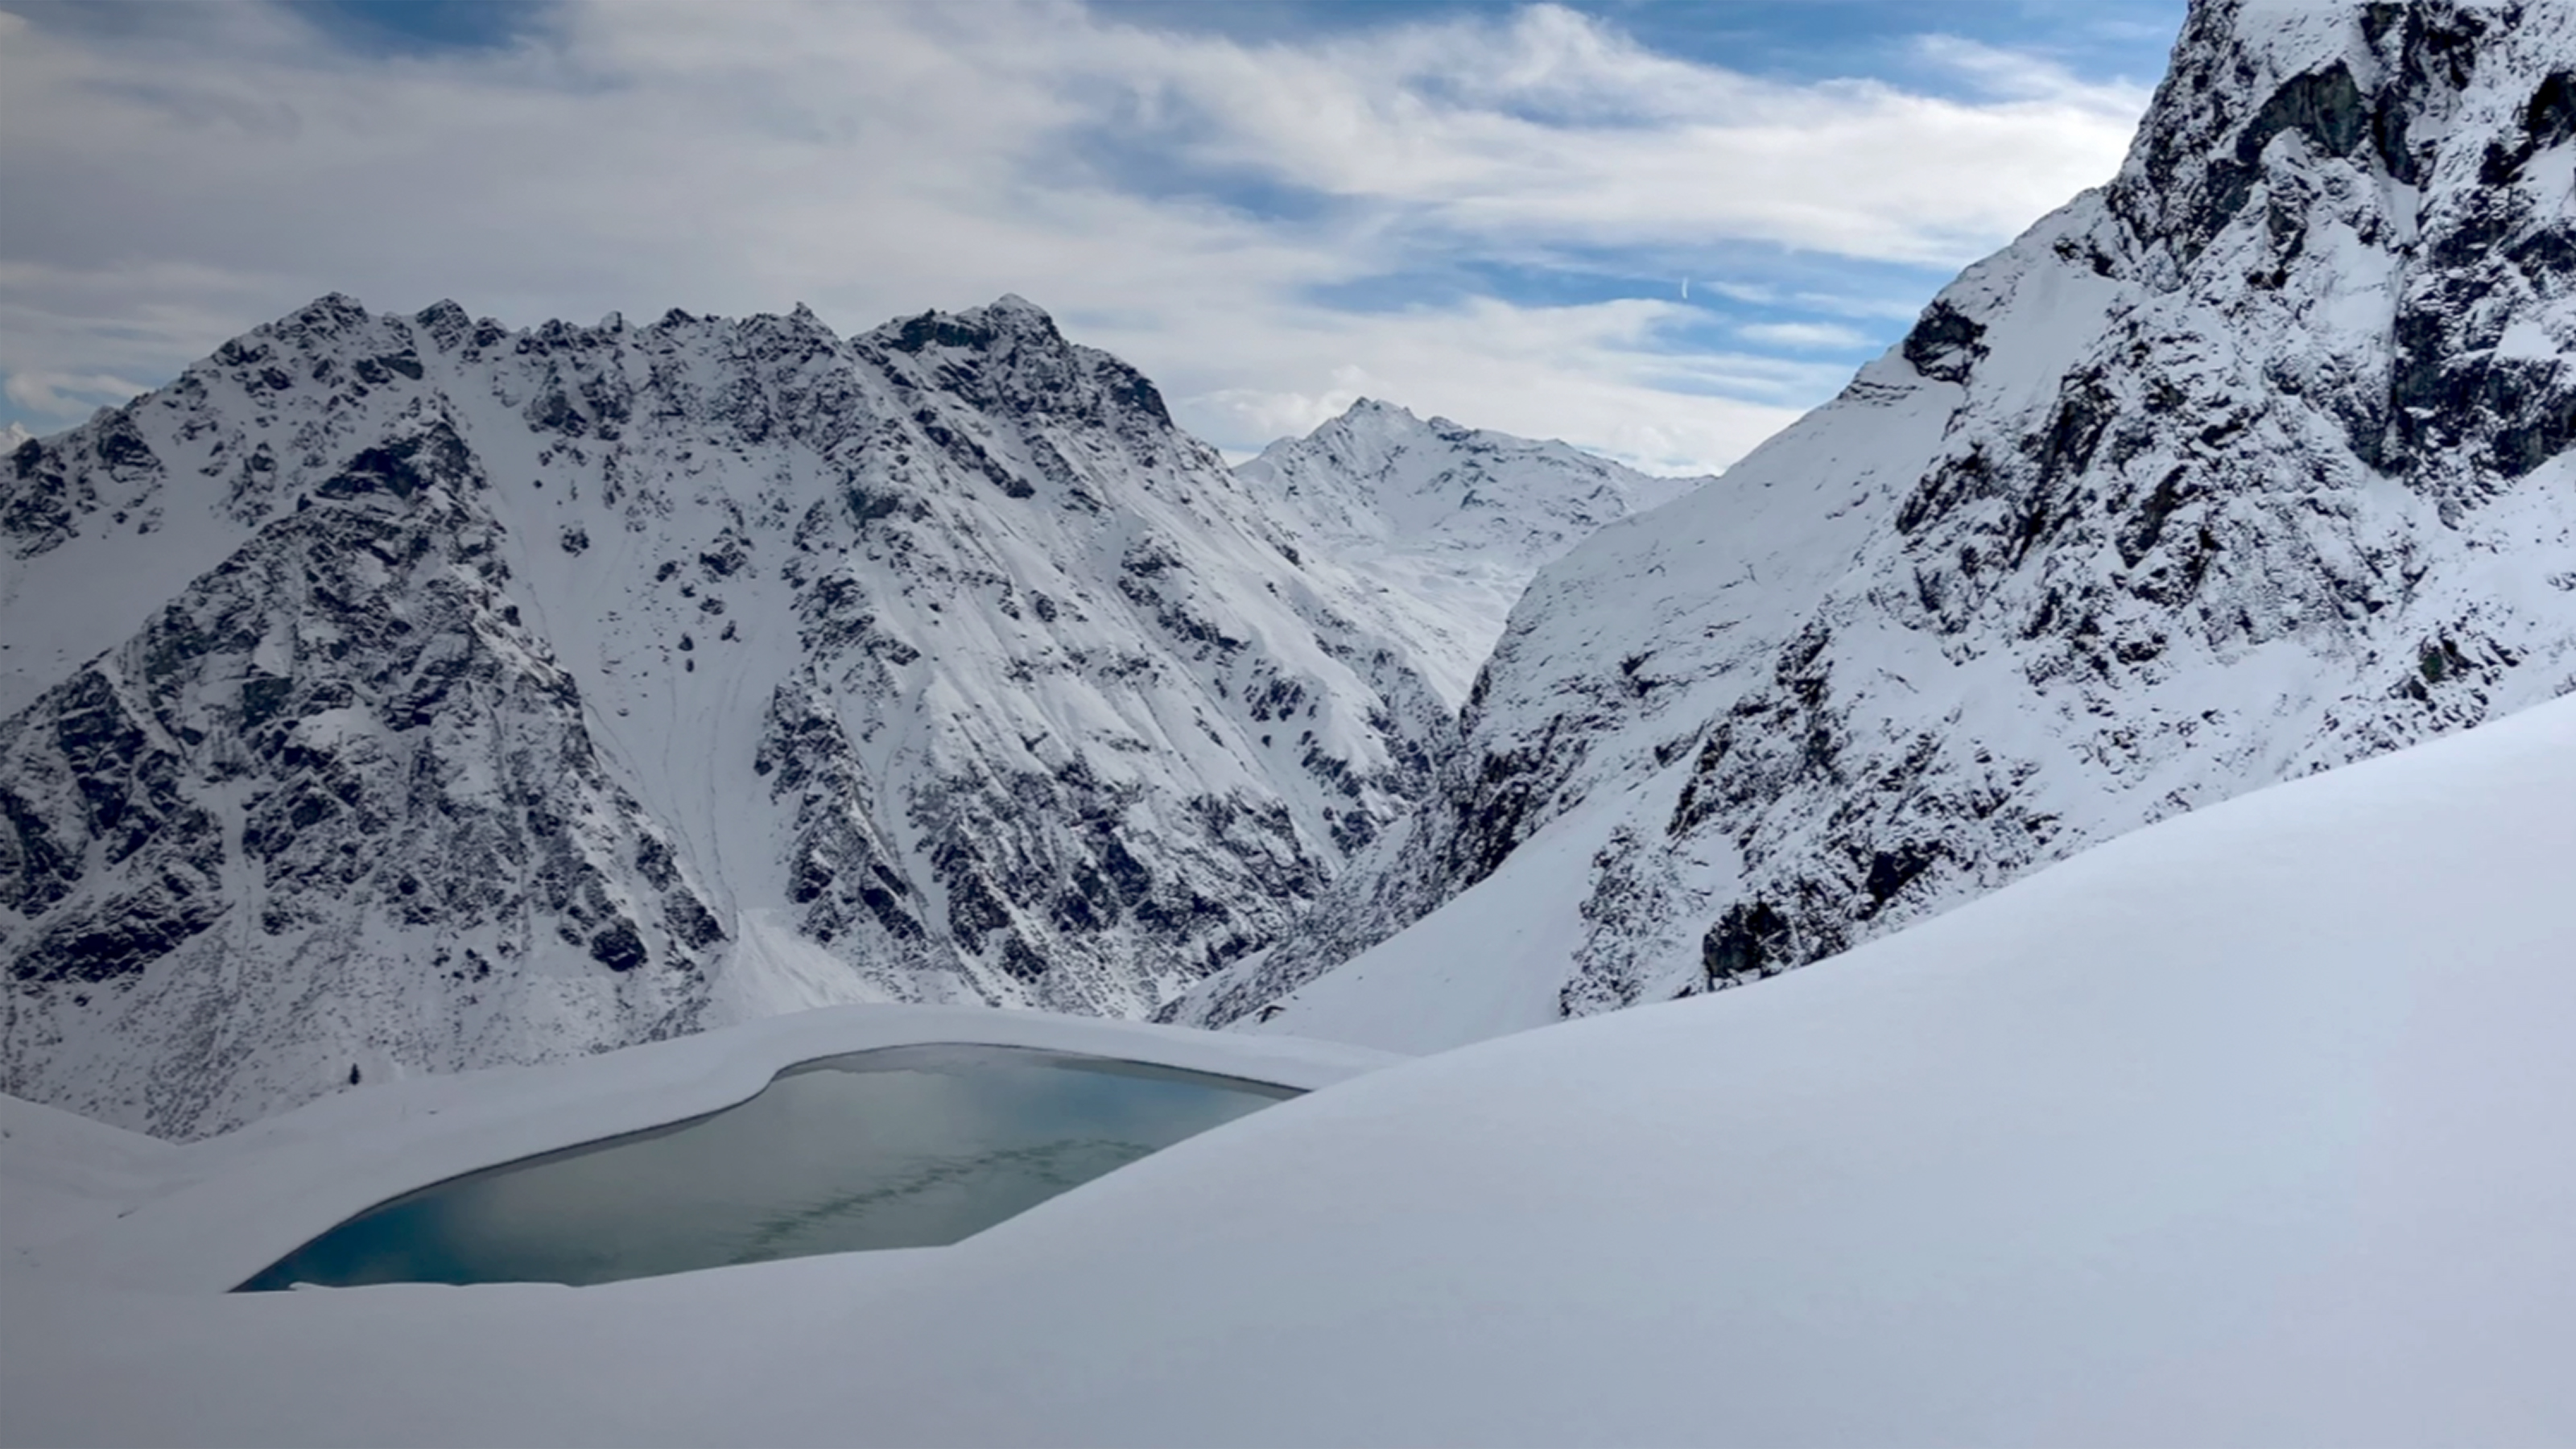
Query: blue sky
0,0,2183,471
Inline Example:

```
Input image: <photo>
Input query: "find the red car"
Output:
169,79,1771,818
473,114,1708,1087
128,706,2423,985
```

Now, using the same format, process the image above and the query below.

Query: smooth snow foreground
7,696,2576,1447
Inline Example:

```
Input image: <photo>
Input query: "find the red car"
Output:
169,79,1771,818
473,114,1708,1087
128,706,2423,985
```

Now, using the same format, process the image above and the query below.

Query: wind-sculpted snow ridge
1,294,1456,1137
1179,0,2576,1041
1235,399,1703,704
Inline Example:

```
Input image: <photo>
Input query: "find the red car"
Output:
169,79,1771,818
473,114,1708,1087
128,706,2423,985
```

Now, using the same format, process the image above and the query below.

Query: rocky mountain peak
270,291,378,342
2080,0,2573,502
1331,397,1419,428
2,291,1463,1137
2132,0,2566,192
857,295,1178,440
875,295,1063,357
1295,398,1488,460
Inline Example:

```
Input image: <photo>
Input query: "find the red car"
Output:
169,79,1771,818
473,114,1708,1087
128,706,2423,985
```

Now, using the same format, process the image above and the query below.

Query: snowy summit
1236,398,1703,702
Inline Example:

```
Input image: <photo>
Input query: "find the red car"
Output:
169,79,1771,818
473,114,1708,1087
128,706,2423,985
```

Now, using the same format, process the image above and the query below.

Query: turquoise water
237,1044,1296,1290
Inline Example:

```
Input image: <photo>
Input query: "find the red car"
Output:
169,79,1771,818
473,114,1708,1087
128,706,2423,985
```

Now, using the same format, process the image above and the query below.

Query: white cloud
0,0,2151,472
1166,299,1817,477
1065,5,2149,263
1912,34,2156,109
1736,320,1872,351
2,369,151,416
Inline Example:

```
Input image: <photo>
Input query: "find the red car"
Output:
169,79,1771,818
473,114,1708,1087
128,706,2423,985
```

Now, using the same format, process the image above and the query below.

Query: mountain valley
0,297,1689,1135
5,0,2573,1137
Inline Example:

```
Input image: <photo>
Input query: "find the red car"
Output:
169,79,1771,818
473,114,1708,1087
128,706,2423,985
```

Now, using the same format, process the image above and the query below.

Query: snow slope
1,295,1458,1137
1183,0,2576,1033
1235,399,1703,703
6,675,2572,1448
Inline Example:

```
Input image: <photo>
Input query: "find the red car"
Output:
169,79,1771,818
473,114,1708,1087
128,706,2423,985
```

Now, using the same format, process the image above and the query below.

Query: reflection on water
237,1044,1296,1290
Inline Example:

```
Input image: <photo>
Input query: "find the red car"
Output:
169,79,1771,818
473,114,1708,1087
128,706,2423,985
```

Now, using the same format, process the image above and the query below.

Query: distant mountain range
0,295,1682,1137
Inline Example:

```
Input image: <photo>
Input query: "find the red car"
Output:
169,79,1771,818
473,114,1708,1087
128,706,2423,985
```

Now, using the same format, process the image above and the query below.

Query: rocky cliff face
1184,0,2576,1038
2,295,1458,1137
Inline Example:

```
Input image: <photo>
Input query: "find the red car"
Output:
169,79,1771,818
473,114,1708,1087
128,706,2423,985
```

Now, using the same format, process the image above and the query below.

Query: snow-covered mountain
1235,400,1703,702
9,688,2573,1447
1180,0,2576,1041
1,295,1471,1137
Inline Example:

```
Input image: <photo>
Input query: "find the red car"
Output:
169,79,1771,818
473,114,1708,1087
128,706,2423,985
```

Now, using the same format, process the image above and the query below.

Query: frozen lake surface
237,1044,1295,1289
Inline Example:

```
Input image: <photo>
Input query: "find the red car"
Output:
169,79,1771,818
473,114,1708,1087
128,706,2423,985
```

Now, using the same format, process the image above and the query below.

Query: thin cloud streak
1737,320,1872,351
0,0,2153,473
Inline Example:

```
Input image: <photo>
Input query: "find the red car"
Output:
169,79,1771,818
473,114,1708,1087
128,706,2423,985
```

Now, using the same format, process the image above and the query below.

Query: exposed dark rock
1902,303,1990,384
1701,902,1793,988
588,919,648,972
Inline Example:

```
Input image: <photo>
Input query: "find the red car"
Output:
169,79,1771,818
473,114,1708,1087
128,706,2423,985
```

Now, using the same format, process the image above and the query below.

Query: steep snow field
6,694,2570,1447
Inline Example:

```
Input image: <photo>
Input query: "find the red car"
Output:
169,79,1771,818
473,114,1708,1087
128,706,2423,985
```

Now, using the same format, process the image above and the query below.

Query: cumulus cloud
1095,6,2146,263
0,0,2151,472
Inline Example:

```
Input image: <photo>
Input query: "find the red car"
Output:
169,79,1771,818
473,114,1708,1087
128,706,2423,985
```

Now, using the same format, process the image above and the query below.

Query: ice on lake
237,1045,1294,1290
